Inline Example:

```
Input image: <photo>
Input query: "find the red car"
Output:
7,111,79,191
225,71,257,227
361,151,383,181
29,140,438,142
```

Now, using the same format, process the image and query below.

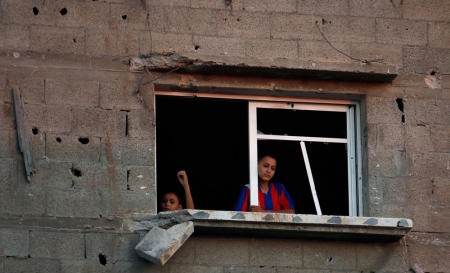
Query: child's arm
177,170,194,209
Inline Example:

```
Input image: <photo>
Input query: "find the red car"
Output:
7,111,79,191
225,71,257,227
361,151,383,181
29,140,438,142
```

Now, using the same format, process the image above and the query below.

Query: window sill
129,209,412,242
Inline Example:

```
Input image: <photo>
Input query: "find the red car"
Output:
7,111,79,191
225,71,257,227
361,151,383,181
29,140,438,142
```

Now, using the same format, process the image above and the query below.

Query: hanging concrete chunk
135,221,194,265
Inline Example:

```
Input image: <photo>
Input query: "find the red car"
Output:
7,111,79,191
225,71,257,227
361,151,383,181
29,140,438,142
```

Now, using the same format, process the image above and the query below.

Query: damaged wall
0,0,450,272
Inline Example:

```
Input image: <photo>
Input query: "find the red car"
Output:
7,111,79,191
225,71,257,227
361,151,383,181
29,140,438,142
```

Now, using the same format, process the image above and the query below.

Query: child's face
257,156,277,182
161,193,182,211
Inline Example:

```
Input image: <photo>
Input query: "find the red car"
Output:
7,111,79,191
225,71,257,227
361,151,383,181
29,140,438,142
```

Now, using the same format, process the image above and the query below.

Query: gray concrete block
164,7,217,36
218,11,270,38
56,1,109,29
349,0,402,18
60,260,110,273
192,36,244,57
0,25,29,51
366,123,377,151
86,29,140,57
403,0,450,21
249,238,302,267
350,43,402,67
191,0,243,10
408,152,450,178
0,75,45,104
369,176,406,205
368,150,407,178
409,245,450,273
429,22,450,49
3,257,61,273
376,123,405,150
31,26,85,55
46,189,102,218
86,232,141,263
0,102,15,131
270,13,321,40
196,237,249,266
411,99,450,126
392,74,429,88
403,47,450,75
405,125,431,153
29,129,46,160
140,32,193,55
0,130,18,159
146,0,190,7
431,125,450,152
298,41,350,62
100,81,143,111
146,6,167,33
72,162,127,191
127,166,155,192
0,158,17,186
356,243,407,272
110,4,149,30
170,265,223,273
303,241,356,270
165,236,195,265
72,108,126,138
46,133,101,162
433,178,450,206
0,230,29,258
100,137,154,165
322,16,376,43
376,19,427,46
297,0,349,15
101,190,156,217
366,97,403,124
224,266,276,273
244,38,298,60
127,109,154,139
30,231,84,259
46,78,99,108
135,221,194,265
244,0,296,13
409,205,450,233
369,203,406,219
31,160,73,189
0,187,46,216
25,104,72,133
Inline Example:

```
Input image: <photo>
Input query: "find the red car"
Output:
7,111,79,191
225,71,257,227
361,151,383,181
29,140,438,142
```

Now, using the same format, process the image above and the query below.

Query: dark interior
156,95,349,215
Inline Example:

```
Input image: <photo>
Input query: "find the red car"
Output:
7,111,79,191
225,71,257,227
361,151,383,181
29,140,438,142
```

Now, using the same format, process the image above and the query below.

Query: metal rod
300,141,322,215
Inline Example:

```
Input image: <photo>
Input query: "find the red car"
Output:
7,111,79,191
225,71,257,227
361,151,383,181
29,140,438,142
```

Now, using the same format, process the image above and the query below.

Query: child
160,170,195,211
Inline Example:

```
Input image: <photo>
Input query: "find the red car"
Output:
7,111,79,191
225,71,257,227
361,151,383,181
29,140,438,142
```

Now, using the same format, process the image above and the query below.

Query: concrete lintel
129,53,398,83
128,210,412,242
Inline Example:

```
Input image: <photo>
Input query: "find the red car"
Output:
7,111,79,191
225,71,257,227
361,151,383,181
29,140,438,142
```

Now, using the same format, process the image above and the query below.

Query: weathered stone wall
1,0,450,272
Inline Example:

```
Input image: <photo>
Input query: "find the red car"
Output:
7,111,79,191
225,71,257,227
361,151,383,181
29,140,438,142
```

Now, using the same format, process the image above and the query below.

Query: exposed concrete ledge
129,53,399,83
128,210,412,243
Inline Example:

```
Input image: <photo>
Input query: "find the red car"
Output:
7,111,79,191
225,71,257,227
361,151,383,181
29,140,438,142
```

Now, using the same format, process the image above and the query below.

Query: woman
160,170,195,211
234,155,295,213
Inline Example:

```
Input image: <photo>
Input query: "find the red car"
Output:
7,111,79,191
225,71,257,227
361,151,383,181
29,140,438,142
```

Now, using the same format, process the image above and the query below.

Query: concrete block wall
0,0,450,272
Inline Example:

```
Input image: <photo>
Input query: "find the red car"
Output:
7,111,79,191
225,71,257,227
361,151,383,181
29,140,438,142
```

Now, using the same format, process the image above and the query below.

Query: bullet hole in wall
99,254,107,266
60,8,67,16
73,38,77,43
237,18,240,21
33,7,39,15
56,137,62,143
328,257,333,262
127,170,131,190
430,70,436,76
78,137,89,144
32,127,39,135
122,15,127,20
70,167,82,177
396,98,405,123
194,45,200,51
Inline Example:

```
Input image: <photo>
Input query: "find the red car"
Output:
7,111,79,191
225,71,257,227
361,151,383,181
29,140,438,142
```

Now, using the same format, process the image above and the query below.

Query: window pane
257,108,347,139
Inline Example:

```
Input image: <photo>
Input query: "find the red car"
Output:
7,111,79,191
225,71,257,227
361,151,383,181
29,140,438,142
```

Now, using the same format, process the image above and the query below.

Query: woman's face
161,193,182,211
257,156,277,182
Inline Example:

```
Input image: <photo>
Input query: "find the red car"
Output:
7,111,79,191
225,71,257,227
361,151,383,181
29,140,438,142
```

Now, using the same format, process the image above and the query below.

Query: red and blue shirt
233,183,295,212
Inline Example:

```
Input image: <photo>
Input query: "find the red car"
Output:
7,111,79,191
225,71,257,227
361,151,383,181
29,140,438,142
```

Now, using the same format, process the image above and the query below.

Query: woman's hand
177,170,189,188
249,205,265,212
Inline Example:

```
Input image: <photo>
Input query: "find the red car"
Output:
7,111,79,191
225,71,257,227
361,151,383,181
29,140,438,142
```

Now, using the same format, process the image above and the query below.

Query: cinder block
46,189,102,218
0,75,45,104
244,0,296,13
406,177,432,205
366,97,403,124
29,128,46,160
0,0,53,26
46,133,101,162
85,232,140,263
170,265,223,273
165,236,195,265
430,125,450,152
100,81,144,111
368,150,407,178
244,39,298,59
366,123,377,151
31,160,73,189
0,230,29,258
409,245,450,272
0,159,17,188
405,232,450,247
350,43,402,67
297,0,349,15
146,0,190,7
56,1,110,29
298,41,350,62
127,109,154,139
403,0,450,21
140,32,193,55
164,7,217,36
46,78,99,108
376,123,405,150
249,238,302,267
349,0,402,18
405,125,431,153
195,237,249,266
270,13,321,40
0,130,18,159
224,266,277,273
0,25,29,51
127,166,155,192
376,19,427,46
403,47,450,74
321,16,375,43
369,203,406,218
369,176,407,204
412,99,450,126
72,108,126,138
86,29,140,57
101,190,156,217
191,0,243,10
429,22,450,49
0,102,15,131
392,74,429,88
60,260,110,273
218,11,270,38
356,243,407,272
31,26,85,55
0,187,46,216
3,257,60,273
303,241,356,270
146,6,166,33
110,4,148,30
25,104,72,134
100,138,154,166
433,178,450,206
113,261,170,273
72,162,127,191
30,231,85,259
408,152,450,178
192,36,244,57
